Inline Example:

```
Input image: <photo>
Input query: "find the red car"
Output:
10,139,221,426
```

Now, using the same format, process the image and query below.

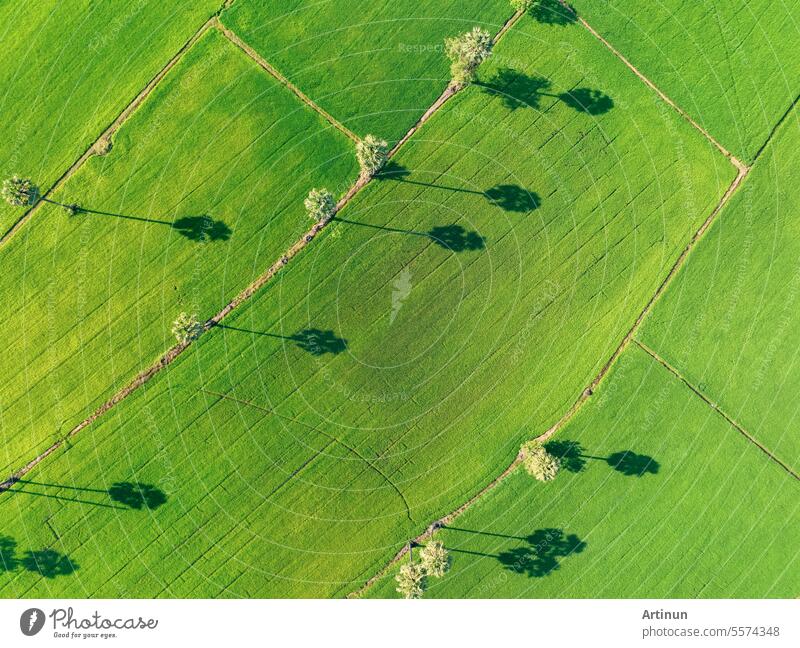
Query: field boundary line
635,339,800,482
557,1,747,173
348,159,749,598
200,388,414,521
0,9,524,493
0,12,223,248
216,20,359,142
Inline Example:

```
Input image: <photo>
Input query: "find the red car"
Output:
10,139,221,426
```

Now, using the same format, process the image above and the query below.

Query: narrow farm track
217,20,359,142
634,340,800,482
350,4,800,596
348,158,751,598
557,0,747,173
0,9,524,492
0,11,223,247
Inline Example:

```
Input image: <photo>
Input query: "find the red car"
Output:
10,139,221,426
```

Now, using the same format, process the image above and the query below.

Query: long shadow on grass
6,479,168,510
376,162,540,214
333,215,486,252
445,527,586,577
0,535,78,579
526,0,578,26
479,69,613,115
216,325,348,356
544,440,660,476
76,207,232,243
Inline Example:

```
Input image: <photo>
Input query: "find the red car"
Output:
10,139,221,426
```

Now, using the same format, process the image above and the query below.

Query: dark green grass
639,109,800,473
569,0,800,163
0,0,221,234
0,15,732,597
220,0,512,143
367,345,800,598
0,29,357,477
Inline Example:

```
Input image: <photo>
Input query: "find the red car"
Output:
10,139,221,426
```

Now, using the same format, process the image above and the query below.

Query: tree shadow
479,69,552,110
172,215,231,242
484,184,540,212
544,439,586,473
607,451,660,477
377,161,539,214
528,0,578,26
107,482,167,510
20,549,78,579
481,69,613,116
0,536,79,579
428,224,485,252
497,528,586,577
559,88,614,115
541,440,659,477
332,215,485,253
7,479,166,510
0,536,18,573
292,328,348,356
77,207,232,243
216,324,348,356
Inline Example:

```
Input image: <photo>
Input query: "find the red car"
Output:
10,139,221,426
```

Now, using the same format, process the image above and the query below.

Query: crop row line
0,8,526,492
634,339,800,482
0,11,223,248
348,156,750,598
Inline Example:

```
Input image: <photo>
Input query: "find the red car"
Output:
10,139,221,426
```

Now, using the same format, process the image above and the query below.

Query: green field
0,28,357,477
0,0,220,233
367,345,800,598
639,110,800,473
221,0,512,142
570,0,800,162
0,13,733,597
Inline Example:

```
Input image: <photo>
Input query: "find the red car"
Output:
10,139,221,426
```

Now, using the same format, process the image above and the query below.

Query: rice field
0,12,734,597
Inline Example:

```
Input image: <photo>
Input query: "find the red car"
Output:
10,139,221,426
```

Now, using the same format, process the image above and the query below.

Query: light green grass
0,15,732,597
220,0,512,143
367,345,800,598
569,0,800,162
0,28,357,477
0,0,221,234
639,110,800,473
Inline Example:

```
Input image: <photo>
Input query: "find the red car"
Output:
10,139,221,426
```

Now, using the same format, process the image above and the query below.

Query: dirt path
635,340,800,482
0,14,222,247
0,9,524,493
348,133,753,599
560,1,747,173
217,20,358,142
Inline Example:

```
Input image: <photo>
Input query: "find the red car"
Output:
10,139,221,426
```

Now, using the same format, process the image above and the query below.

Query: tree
420,540,450,578
445,27,493,88
395,562,426,599
304,188,336,222
172,312,203,344
2,176,39,207
356,134,388,178
521,440,561,482
511,0,534,11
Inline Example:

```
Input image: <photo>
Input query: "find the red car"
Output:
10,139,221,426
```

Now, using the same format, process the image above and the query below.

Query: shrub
2,176,39,207
171,312,203,344
420,540,451,578
395,562,426,599
304,188,336,222
511,0,535,11
356,134,389,178
521,440,561,481
445,27,493,88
